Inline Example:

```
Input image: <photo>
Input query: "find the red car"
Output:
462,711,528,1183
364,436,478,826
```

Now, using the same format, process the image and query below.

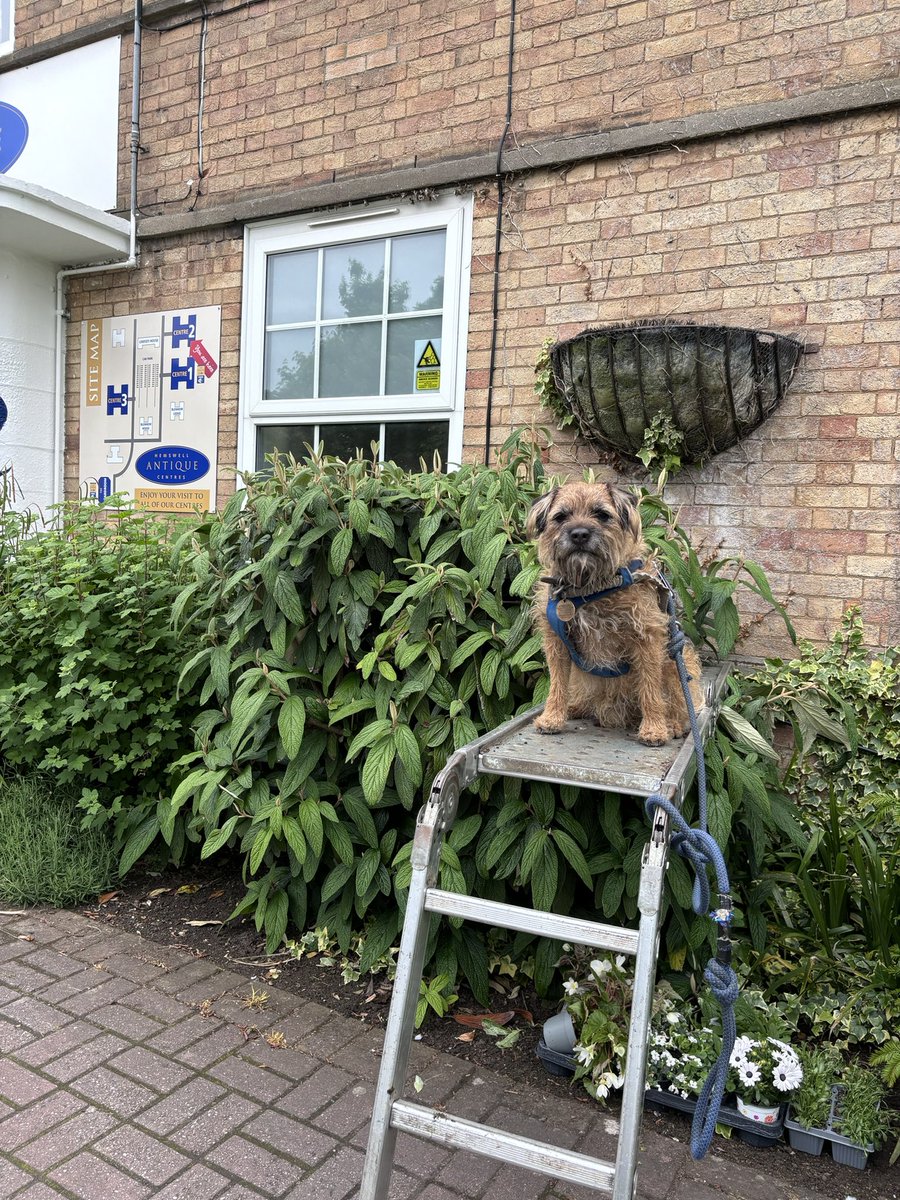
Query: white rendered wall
0,247,57,513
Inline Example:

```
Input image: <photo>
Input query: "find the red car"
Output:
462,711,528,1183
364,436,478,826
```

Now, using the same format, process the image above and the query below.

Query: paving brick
13,1022,96,1068
135,1076,226,1135
215,1188,268,1200
10,1184,72,1198
1,961,57,995
153,959,222,996
107,1046,193,1093
42,1033,129,1083
285,1146,365,1200
0,1060,56,1106
0,1091,85,1150
147,1164,232,1200
0,1018,37,1053
88,1001,164,1039
209,1134,300,1195
23,948,88,978
121,987,194,1023
243,1108,338,1167
170,1093,261,1154
173,1022,245,1068
277,1065,356,1120
391,1130,453,1179
94,1124,192,1185
239,1038,320,1082
1,996,72,1035
59,976,139,1016
209,1056,294,1103
17,1108,118,1170
314,1082,372,1139
50,1150,152,1200
0,1158,33,1194
70,1066,158,1118
148,1013,220,1056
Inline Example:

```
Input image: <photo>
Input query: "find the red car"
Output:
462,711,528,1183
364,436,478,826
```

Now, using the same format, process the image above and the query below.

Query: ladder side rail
359,759,464,1200
611,800,671,1200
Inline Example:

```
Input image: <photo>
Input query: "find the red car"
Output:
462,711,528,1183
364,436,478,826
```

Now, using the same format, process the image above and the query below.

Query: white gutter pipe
52,0,142,506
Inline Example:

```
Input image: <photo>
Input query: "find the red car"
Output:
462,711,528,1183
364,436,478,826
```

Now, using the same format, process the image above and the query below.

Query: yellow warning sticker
415,369,441,391
416,341,441,369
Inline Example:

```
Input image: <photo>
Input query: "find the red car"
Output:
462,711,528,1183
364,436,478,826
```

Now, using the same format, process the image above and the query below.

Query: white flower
575,1043,594,1067
772,1060,803,1092
615,955,627,971
591,959,612,977
563,979,579,996
729,1036,755,1068
666,1012,680,1026
738,1062,762,1087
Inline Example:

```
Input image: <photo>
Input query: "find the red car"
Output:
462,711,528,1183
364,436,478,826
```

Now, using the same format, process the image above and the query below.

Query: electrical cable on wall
188,0,209,211
483,0,517,467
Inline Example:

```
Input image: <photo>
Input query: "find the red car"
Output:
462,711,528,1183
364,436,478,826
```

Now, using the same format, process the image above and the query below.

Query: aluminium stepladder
360,662,731,1200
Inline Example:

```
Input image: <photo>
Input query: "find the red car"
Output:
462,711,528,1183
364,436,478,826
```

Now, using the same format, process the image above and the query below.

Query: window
240,195,472,472
0,0,13,55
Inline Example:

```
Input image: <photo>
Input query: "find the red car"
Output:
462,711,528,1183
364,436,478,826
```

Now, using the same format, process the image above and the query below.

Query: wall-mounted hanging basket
549,322,804,465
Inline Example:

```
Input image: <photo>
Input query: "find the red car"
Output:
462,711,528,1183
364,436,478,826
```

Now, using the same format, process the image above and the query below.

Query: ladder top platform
476,663,730,799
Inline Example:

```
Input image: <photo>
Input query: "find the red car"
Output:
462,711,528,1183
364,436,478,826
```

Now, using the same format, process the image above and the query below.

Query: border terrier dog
526,482,704,746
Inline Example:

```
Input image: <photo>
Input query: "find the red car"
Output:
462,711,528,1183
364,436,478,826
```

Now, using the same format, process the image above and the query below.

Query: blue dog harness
545,558,645,677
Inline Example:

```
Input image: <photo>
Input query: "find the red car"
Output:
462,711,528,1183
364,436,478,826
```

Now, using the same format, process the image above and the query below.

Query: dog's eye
552,510,570,524
593,508,612,522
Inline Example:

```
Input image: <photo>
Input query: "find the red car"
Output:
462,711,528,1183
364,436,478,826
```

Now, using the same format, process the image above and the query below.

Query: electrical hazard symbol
414,338,442,392
416,341,440,369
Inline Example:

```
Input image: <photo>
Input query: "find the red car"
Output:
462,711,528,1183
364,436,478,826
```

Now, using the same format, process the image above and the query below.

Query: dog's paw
534,714,566,735
637,724,669,747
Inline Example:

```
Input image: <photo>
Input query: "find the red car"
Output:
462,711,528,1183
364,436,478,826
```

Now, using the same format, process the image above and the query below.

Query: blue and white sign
0,38,120,209
0,103,28,175
0,396,7,434
135,446,210,486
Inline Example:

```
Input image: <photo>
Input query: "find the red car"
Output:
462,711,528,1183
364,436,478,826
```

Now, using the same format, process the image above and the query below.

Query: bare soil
85,859,897,1200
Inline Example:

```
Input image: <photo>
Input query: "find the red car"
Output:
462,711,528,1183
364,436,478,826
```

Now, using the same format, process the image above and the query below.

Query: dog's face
526,482,642,589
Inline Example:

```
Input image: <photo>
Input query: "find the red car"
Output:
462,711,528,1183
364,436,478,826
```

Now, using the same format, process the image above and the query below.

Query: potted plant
785,1054,893,1169
727,1035,804,1123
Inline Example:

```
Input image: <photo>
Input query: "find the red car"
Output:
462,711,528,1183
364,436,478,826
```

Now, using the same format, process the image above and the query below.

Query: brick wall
42,0,898,652
11,0,896,215
466,108,899,652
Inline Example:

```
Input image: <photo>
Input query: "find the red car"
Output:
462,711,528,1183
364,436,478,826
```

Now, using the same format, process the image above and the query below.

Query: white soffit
0,176,130,265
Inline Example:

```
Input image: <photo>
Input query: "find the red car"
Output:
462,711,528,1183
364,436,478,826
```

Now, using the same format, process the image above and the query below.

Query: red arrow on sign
189,339,218,376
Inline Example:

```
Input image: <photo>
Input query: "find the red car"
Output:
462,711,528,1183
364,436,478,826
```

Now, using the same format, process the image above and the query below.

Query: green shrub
0,500,201,852
0,772,118,905
157,431,819,999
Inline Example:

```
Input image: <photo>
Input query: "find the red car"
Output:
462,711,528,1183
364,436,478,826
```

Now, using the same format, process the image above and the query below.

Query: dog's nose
568,525,592,546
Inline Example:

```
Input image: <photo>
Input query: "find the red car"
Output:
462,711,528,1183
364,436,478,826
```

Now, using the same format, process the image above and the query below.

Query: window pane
384,421,449,471
256,424,314,470
385,316,443,395
322,239,385,319
319,322,381,397
266,250,318,325
389,231,445,313
319,423,380,461
265,328,315,399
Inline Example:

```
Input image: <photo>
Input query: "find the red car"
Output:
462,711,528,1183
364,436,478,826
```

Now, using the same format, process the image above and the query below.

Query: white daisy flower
729,1036,755,1068
562,979,579,996
739,1062,762,1087
772,1060,803,1092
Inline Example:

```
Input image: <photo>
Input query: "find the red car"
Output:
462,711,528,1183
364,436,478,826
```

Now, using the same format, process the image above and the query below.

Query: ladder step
390,1100,614,1191
424,888,640,956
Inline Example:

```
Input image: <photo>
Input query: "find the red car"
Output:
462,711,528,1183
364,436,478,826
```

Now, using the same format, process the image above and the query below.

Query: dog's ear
610,485,641,540
526,487,559,539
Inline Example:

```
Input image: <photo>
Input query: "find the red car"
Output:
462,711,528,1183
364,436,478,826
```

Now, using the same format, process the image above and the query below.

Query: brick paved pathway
0,910,831,1199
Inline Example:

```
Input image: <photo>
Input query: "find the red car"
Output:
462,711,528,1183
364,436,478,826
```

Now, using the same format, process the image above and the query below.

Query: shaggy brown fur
527,482,704,746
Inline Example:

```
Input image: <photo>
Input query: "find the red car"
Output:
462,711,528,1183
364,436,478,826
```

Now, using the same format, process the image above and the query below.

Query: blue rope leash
646,585,739,1161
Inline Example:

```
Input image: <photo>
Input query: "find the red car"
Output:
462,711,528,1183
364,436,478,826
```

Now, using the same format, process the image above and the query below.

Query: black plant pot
549,322,804,464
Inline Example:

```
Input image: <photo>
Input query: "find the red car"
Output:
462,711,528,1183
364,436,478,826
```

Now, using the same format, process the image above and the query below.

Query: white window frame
239,193,472,471
0,0,14,56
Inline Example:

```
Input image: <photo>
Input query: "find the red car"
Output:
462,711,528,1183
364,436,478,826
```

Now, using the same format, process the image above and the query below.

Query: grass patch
0,773,118,906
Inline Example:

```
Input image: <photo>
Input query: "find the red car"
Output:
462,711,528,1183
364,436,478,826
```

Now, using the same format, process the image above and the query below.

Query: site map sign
79,306,221,513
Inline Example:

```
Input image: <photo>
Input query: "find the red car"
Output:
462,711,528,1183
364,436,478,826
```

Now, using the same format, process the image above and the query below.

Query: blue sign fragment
0,396,7,433
135,445,210,485
0,103,28,174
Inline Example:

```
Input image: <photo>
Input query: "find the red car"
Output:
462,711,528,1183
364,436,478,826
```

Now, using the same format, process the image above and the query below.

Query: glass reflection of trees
270,259,444,400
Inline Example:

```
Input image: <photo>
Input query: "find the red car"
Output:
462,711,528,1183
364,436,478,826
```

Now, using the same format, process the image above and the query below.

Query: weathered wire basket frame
550,323,804,464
